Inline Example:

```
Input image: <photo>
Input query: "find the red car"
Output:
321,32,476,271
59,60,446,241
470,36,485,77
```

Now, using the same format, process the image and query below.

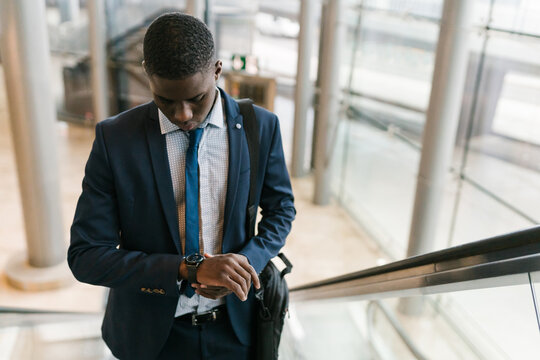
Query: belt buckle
191,308,218,326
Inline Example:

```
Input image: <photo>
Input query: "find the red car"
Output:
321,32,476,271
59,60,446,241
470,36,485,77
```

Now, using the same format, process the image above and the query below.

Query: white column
0,0,71,290
313,0,346,205
88,0,109,122
291,0,317,178
400,0,473,315
407,0,473,257
186,0,205,20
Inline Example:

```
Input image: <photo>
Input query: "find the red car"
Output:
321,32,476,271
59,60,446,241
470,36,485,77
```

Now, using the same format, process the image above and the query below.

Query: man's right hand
194,253,260,301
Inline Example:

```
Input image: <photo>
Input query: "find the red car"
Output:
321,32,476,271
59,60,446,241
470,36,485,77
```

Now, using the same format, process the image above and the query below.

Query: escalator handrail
291,225,540,293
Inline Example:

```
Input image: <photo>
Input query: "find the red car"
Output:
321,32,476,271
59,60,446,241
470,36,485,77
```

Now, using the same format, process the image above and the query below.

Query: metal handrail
291,226,540,302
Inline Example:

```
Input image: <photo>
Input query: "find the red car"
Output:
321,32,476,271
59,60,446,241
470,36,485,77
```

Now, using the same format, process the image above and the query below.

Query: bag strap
237,99,292,280
237,99,259,239
276,253,293,278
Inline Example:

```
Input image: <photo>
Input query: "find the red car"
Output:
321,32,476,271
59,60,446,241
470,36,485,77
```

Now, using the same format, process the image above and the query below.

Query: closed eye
188,94,205,103
157,96,173,104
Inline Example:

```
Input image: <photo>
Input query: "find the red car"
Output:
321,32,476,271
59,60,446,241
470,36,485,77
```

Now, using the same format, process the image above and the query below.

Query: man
68,12,295,360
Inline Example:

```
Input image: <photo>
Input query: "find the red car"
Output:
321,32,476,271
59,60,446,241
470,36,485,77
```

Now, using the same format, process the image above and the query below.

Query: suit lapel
222,89,244,245
144,102,182,254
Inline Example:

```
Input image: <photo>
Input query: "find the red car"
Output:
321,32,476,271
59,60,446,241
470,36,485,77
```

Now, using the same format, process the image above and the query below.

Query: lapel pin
236,123,242,129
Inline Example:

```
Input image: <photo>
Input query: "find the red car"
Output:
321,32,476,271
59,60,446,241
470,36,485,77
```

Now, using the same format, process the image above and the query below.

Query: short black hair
143,12,215,79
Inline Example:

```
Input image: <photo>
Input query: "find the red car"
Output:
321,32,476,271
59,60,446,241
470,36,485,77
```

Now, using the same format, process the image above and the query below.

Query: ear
214,60,222,81
142,60,148,76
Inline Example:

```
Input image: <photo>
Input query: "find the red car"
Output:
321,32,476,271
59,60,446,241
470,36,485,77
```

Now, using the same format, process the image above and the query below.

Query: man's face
146,61,222,132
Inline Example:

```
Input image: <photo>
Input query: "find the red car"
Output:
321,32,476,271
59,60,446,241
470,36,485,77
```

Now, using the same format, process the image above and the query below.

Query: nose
173,102,193,123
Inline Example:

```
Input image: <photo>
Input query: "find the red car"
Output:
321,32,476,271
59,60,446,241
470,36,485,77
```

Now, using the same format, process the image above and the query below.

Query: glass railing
283,226,540,359
0,309,110,360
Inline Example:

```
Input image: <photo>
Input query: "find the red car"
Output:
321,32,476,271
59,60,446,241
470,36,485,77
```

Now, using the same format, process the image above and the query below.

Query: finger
197,287,221,296
224,276,247,301
232,263,253,293
197,285,226,291
195,290,218,300
227,268,249,298
238,259,260,289
250,268,260,289
196,288,231,299
204,253,213,258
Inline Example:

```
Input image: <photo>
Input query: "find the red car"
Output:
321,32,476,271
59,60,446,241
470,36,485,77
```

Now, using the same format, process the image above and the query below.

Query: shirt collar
158,88,224,135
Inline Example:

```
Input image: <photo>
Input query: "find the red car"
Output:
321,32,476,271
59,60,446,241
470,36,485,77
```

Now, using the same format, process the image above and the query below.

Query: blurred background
0,0,539,359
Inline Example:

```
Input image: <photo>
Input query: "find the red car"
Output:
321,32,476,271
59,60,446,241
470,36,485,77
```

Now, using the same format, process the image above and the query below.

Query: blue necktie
184,127,203,297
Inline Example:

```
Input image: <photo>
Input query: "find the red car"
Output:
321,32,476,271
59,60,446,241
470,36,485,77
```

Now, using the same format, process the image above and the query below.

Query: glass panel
105,0,187,39
397,280,540,359
287,275,540,359
345,6,440,113
46,1,92,124
253,0,300,80
362,0,443,19
336,114,421,257
448,33,540,246
283,300,384,360
491,0,540,36
429,280,540,359
0,312,112,360
251,1,302,155
448,180,531,246
334,1,442,259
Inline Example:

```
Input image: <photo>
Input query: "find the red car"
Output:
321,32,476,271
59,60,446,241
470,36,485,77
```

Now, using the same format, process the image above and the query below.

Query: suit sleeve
67,122,182,297
238,115,296,273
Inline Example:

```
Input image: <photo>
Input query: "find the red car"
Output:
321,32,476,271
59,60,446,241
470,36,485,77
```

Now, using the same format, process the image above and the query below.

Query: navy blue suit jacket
68,89,295,359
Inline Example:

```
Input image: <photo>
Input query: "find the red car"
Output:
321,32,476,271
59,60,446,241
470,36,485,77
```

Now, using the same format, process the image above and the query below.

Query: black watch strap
187,264,199,284
185,254,204,284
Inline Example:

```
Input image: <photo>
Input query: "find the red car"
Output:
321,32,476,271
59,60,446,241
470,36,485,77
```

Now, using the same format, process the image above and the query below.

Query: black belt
176,306,226,326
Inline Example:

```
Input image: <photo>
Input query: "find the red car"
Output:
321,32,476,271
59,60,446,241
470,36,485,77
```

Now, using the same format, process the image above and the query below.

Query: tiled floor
0,66,387,313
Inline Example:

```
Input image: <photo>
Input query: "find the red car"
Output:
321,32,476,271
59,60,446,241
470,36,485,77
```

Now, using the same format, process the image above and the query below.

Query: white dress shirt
158,89,229,317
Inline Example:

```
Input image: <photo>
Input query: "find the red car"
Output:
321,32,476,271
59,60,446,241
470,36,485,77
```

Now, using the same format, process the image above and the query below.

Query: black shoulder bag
237,99,293,360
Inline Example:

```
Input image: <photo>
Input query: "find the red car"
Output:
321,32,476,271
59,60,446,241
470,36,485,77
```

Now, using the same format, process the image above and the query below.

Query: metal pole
0,0,71,290
313,0,346,205
59,0,80,23
88,0,109,122
204,0,210,25
311,2,327,172
186,0,205,20
291,0,317,178
399,0,473,314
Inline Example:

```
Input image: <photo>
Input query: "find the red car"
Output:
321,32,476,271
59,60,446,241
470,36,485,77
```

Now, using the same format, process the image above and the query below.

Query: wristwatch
185,253,205,284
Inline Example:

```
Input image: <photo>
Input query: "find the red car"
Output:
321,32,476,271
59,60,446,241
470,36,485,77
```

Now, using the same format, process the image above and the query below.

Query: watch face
186,253,205,264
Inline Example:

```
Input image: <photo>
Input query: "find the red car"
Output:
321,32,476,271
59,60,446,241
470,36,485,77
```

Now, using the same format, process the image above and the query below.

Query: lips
179,122,198,131
172,120,198,131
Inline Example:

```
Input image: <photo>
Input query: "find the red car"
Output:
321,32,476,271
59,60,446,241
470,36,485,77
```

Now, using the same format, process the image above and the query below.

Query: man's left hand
191,284,232,300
